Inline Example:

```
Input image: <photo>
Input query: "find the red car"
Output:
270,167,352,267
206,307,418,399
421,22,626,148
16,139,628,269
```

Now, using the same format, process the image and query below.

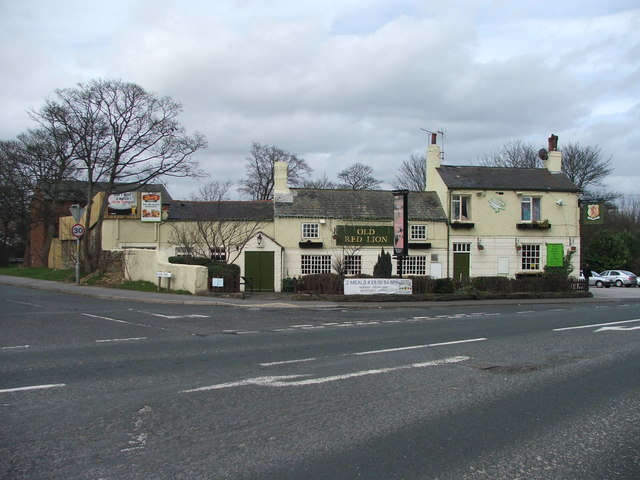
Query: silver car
599,270,638,287
579,270,613,288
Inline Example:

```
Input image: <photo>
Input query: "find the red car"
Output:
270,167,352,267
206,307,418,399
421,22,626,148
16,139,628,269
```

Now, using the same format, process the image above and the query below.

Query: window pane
402,256,427,275
521,197,531,221
532,198,541,221
345,255,362,275
302,223,319,238
301,255,331,274
521,244,540,270
410,225,427,240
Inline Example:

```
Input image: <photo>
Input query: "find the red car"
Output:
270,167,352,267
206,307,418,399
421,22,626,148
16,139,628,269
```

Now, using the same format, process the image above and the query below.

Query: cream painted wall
123,248,209,294
275,216,450,278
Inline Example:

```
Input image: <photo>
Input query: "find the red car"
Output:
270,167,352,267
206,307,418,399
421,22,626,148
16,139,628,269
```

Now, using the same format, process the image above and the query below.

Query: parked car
599,270,638,287
579,270,613,288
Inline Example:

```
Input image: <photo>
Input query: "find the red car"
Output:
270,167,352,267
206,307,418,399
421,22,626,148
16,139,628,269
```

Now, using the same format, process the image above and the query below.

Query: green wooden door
244,251,275,292
453,253,470,282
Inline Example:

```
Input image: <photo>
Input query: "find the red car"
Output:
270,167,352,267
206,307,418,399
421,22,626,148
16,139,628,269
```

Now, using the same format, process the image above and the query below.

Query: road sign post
71,223,85,285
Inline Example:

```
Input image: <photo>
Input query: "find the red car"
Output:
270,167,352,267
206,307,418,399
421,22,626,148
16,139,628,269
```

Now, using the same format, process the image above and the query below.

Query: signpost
156,271,172,291
69,205,85,285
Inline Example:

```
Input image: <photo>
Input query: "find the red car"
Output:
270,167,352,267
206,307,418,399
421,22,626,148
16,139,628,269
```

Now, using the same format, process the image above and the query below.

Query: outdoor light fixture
257,233,263,245
477,238,484,250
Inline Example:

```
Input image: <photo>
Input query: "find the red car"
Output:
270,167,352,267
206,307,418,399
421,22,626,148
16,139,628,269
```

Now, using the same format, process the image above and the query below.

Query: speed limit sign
71,223,85,238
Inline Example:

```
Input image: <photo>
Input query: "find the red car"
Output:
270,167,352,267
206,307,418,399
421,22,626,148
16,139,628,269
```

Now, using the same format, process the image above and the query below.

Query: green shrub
434,278,455,294
373,248,392,278
168,256,211,266
408,276,437,294
168,256,240,278
472,276,510,292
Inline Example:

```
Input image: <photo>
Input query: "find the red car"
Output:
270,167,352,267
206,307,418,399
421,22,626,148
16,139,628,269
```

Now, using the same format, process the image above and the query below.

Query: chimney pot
431,133,437,145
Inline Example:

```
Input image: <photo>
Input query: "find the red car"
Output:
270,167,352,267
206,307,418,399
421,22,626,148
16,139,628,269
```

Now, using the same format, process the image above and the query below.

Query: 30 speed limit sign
71,223,85,238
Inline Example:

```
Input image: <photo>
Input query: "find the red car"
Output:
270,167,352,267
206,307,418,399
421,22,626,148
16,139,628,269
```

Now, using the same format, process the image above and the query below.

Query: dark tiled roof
436,166,580,192
275,189,447,221
168,201,274,221
39,180,173,202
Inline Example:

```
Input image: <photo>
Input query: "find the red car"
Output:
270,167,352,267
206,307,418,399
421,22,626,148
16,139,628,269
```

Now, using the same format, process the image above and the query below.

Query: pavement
2,274,634,309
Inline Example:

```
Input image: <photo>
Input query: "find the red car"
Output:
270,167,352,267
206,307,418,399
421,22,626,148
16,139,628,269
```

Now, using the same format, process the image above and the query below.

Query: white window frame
302,223,320,239
521,244,540,270
521,196,542,222
451,195,471,221
344,255,362,276
402,256,427,275
453,243,471,253
410,224,427,240
301,254,332,274
210,247,227,262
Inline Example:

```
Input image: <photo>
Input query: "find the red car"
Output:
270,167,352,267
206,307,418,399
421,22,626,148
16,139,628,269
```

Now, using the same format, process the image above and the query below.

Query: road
1,284,639,479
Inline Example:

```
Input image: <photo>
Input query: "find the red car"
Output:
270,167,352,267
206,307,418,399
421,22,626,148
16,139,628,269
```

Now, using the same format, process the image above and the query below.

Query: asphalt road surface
1,285,639,479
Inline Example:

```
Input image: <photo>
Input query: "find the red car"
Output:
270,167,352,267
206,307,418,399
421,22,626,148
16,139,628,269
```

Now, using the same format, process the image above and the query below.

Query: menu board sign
141,192,162,222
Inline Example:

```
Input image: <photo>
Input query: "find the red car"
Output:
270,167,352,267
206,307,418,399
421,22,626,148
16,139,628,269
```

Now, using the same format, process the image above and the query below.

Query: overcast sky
1,0,638,199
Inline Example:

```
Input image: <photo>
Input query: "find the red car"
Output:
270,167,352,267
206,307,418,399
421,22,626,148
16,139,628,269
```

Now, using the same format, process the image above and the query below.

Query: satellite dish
538,148,548,161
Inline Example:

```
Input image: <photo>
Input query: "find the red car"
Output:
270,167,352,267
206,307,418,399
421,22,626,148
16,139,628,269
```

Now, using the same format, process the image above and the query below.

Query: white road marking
7,299,43,307
353,338,487,356
96,337,147,343
554,318,640,331
260,337,485,368
595,325,640,332
0,383,65,394
181,356,469,392
82,313,156,329
261,357,318,367
132,310,209,319
1,345,30,350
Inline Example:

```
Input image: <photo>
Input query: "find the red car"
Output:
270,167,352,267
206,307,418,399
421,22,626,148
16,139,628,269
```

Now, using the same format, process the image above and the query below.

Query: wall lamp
257,233,263,246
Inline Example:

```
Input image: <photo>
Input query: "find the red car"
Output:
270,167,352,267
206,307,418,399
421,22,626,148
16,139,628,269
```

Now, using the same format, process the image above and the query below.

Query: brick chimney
545,134,562,173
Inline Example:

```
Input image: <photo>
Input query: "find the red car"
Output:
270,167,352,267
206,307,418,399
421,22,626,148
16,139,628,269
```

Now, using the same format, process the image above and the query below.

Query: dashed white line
96,337,147,343
1,345,30,350
82,313,153,328
7,299,43,307
0,384,65,394
261,357,318,367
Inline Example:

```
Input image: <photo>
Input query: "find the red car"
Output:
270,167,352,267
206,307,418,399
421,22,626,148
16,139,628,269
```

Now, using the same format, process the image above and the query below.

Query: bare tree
14,128,78,267
561,142,612,191
302,173,336,189
239,142,312,200
477,140,539,168
0,141,32,265
392,153,426,191
337,162,381,190
478,138,614,197
169,214,265,265
189,180,233,202
31,79,206,272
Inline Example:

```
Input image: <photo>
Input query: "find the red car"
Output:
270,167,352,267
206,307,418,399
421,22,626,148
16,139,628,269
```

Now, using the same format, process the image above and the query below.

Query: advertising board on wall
108,192,137,215
141,192,162,222
344,278,413,295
